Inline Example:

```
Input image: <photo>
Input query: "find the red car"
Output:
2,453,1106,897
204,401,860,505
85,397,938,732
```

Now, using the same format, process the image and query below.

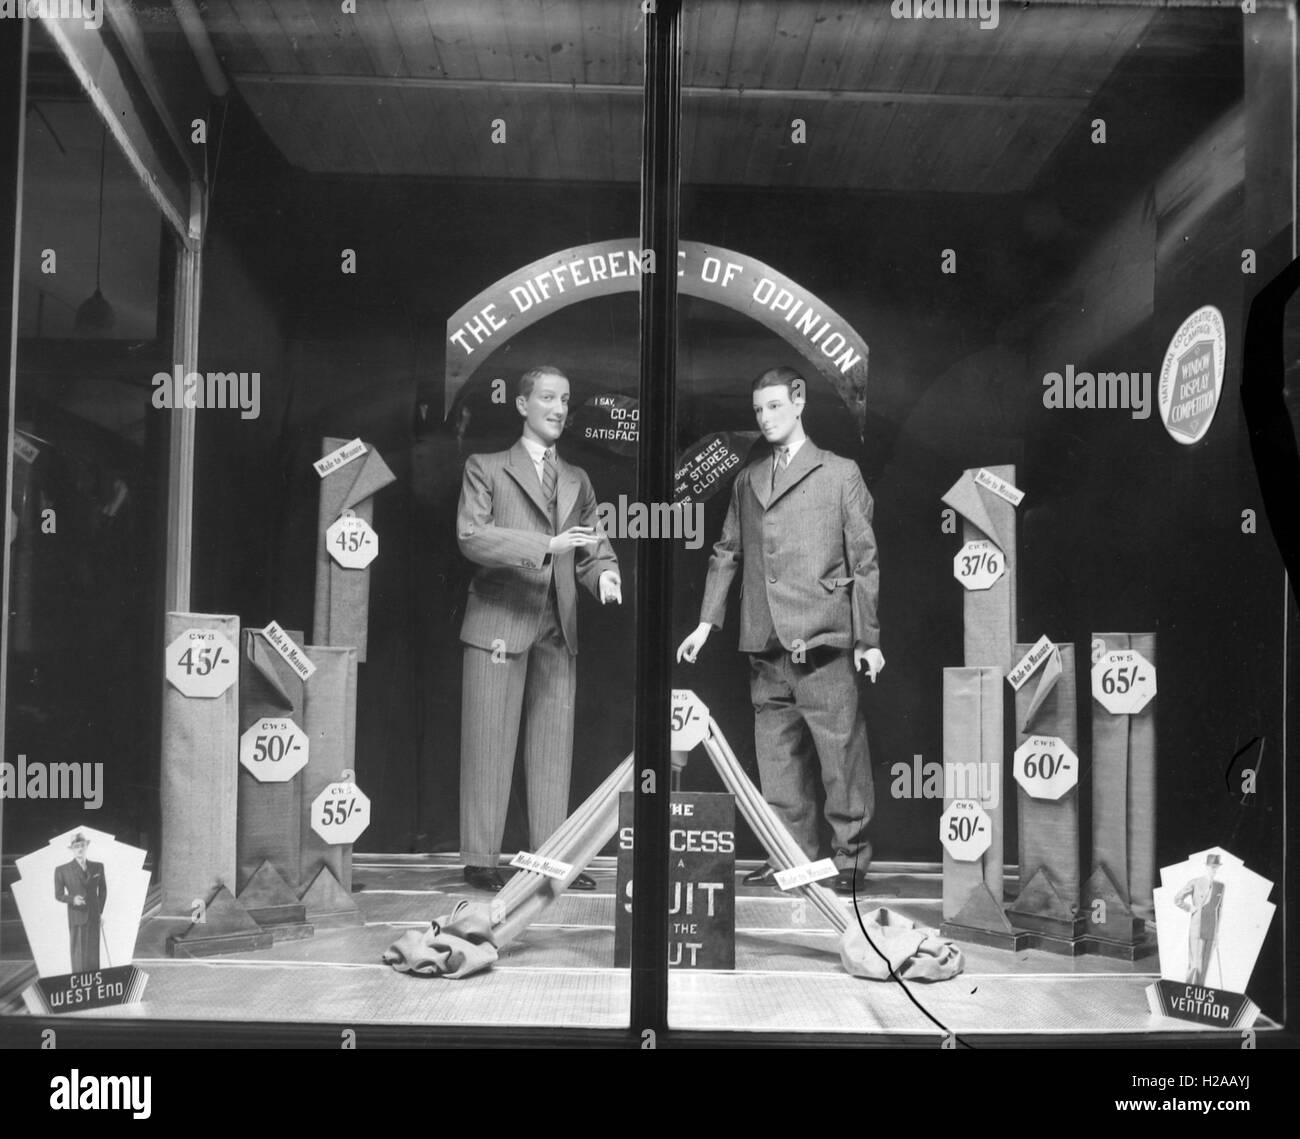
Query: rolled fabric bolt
313,438,396,663
942,465,1018,675
493,768,631,948
941,666,1005,923
1090,632,1157,922
236,629,306,892
1012,642,1080,913
709,722,811,867
705,723,846,932
161,612,241,916
298,645,359,893
491,756,634,938
496,754,634,910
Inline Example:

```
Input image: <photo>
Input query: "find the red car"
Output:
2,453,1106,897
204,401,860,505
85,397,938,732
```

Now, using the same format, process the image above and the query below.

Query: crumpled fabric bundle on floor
839,906,965,982
382,900,499,979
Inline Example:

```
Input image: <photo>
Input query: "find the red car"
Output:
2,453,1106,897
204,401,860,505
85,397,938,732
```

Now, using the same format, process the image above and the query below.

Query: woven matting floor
7,856,1272,1036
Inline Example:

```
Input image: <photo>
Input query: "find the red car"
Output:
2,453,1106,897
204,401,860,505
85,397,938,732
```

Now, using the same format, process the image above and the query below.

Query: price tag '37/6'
953,539,1006,592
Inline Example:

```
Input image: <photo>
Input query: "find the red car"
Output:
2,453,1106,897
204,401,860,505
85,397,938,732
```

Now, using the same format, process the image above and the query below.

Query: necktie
541,449,557,502
771,447,790,494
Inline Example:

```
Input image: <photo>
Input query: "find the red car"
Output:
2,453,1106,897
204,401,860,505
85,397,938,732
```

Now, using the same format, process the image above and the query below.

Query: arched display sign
445,240,870,434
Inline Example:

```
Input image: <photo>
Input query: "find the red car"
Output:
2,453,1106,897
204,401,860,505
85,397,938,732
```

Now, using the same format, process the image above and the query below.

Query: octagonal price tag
671,689,710,752
310,780,371,846
239,718,309,782
1013,735,1079,801
327,512,378,570
165,628,237,698
1091,650,1156,714
953,539,1005,592
940,800,992,861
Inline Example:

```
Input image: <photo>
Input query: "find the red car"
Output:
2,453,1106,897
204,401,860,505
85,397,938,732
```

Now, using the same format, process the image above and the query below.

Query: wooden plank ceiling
192,0,1155,192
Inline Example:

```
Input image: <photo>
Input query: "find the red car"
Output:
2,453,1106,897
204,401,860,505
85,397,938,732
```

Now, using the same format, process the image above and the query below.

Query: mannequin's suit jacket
700,440,879,652
457,439,618,653
54,859,106,927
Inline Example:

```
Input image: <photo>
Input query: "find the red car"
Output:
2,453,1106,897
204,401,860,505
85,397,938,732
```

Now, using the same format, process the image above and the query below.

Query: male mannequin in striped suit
457,366,621,892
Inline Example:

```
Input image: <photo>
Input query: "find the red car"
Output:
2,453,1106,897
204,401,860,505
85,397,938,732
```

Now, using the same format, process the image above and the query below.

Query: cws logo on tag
1157,306,1225,445
50,1070,151,1119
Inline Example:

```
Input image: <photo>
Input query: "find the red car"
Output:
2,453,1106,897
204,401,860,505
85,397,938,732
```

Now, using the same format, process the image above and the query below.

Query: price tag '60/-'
953,539,1006,592
310,780,371,846
1013,735,1079,800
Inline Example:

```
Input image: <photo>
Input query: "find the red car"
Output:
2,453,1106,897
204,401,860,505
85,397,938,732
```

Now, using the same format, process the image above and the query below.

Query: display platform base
238,861,311,934
1006,910,1088,941
167,886,274,958
940,921,1037,951
1146,980,1259,1029
299,866,363,928
260,920,316,943
942,883,1032,950
1079,933,1155,961
1019,930,1088,957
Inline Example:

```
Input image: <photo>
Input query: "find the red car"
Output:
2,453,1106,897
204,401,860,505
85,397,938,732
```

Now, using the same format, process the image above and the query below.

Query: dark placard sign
614,791,736,969
1146,980,1259,1029
673,431,761,506
445,240,869,435
22,965,148,1015
567,392,640,457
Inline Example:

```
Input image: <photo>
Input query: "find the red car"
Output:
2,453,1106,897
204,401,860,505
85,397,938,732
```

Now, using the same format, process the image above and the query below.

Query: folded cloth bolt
839,906,964,982
382,900,499,979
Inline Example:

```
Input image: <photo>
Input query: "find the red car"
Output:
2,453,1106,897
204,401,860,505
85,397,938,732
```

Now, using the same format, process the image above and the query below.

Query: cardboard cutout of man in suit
1174,852,1225,986
53,832,106,972
457,366,622,893
678,367,884,895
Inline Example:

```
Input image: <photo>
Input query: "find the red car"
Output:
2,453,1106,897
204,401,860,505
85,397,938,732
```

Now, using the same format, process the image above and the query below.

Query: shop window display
0,0,1294,1055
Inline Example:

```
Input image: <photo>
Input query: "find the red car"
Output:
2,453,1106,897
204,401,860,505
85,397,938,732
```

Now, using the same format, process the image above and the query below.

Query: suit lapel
555,457,580,526
504,439,552,523
767,440,823,508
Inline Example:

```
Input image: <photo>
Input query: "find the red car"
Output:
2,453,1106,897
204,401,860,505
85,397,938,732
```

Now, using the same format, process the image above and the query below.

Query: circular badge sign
1157,305,1225,445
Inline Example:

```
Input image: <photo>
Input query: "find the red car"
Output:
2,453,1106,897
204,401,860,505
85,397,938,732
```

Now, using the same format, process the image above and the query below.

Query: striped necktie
541,448,558,521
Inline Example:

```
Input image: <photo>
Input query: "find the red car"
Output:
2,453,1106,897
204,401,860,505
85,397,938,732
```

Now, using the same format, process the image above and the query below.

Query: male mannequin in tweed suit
457,366,621,892
678,366,884,895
